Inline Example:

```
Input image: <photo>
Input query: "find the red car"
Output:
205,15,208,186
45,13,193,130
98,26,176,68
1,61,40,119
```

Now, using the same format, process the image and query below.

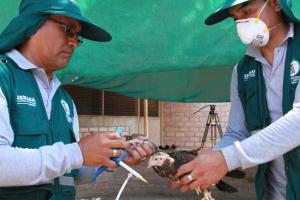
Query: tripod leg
200,114,211,149
209,114,217,147
213,122,217,147
212,114,218,146
215,114,224,138
210,121,214,147
212,114,219,147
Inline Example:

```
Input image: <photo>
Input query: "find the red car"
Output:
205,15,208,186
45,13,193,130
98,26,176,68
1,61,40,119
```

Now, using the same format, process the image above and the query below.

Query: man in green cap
0,0,155,199
172,0,300,199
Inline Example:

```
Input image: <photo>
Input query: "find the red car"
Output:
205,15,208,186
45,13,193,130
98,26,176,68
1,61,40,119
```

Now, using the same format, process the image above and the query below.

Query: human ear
270,0,282,12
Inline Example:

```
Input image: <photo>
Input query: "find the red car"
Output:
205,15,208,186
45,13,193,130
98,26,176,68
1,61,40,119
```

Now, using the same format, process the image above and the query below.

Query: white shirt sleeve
71,102,100,185
72,102,80,142
0,87,83,186
214,65,251,151
222,82,300,171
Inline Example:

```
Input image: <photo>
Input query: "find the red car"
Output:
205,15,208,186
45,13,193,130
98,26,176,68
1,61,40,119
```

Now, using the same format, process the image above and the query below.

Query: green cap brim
205,0,300,25
41,10,112,42
205,0,250,25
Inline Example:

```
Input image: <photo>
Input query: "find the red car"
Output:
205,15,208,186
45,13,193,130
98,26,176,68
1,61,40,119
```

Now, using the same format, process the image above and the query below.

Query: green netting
1,0,299,102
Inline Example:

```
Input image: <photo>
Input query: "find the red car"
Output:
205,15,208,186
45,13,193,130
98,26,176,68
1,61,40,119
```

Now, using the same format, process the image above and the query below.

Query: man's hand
171,149,229,192
78,132,129,168
123,138,156,165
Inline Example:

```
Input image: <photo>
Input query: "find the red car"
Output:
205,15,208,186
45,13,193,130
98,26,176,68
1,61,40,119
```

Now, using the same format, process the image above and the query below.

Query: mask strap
256,0,270,20
268,23,282,32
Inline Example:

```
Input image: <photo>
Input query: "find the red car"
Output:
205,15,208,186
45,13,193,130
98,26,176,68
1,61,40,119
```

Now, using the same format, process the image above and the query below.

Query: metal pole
144,99,149,137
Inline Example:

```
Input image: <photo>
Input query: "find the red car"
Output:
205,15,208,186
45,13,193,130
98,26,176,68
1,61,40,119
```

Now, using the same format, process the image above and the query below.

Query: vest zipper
48,119,54,144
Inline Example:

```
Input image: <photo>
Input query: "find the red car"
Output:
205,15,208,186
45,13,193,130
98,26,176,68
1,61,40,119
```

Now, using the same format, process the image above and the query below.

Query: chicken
148,150,241,200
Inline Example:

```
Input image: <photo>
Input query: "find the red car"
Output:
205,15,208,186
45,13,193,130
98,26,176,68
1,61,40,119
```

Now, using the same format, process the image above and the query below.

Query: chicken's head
148,152,174,168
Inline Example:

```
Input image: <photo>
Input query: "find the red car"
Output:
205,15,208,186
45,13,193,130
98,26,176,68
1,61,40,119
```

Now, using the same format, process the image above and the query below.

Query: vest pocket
244,85,256,100
288,147,300,160
62,188,75,200
284,148,300,199
242,87,262,130
0,184,53,200
58,184,76,200
13,132,48,149
11,111,49,148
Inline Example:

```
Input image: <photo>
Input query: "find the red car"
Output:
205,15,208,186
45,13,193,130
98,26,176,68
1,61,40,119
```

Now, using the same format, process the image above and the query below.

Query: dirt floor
76,162,256,200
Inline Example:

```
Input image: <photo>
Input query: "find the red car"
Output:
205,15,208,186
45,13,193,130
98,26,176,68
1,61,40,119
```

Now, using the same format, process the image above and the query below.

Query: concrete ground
76,162,256,200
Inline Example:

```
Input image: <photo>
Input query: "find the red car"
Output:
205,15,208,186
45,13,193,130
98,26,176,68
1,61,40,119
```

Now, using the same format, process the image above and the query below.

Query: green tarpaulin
1,0,299,102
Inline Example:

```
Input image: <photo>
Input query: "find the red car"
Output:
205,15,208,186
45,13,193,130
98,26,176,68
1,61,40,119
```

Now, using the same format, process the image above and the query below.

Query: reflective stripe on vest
42,176,75,186
59,176,75,186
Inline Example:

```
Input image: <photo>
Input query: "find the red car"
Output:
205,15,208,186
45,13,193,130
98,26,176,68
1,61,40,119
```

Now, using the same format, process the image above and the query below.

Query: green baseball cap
0,0,112,53
205,0,300,25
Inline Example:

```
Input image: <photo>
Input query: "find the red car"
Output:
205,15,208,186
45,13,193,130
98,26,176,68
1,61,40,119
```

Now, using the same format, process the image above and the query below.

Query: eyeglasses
48,18,83,46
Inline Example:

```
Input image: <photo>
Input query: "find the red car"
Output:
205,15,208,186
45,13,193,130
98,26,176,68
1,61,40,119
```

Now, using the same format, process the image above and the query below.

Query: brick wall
162,102,231,149
79,126,130,139
77,115,161,144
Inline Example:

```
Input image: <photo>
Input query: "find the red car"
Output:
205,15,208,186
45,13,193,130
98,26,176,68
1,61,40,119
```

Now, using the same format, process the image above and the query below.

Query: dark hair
280,10,290,24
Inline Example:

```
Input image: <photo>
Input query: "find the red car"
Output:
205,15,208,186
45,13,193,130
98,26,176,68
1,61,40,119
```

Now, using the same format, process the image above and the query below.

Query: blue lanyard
92,150,128,182
93,128,127,182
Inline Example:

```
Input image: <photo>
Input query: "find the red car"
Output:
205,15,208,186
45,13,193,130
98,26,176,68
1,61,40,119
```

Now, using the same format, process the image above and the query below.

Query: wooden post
101,90,105,116
159,101,163,145
144,99,149,137
137,99,141,134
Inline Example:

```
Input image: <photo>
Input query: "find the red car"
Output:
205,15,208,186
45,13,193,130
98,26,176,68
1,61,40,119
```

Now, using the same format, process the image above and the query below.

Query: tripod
194,105,223,149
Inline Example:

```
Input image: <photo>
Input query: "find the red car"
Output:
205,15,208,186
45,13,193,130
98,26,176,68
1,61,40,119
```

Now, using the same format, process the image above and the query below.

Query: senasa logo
244,69,256,82
17,95,36,107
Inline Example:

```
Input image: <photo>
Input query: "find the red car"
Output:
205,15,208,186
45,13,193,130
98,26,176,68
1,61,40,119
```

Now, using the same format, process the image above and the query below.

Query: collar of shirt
246,23,295,59
5,49,61,85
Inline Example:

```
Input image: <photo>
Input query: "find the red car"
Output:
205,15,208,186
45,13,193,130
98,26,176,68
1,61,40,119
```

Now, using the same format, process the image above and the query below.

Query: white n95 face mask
236,18,270,47
235,0,280,47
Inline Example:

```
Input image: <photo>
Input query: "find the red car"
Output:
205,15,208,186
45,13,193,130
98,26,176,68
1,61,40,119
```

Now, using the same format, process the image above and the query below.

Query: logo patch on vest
61,100,72,123
290,60,300,84
244,69,256,82
17,95,36,107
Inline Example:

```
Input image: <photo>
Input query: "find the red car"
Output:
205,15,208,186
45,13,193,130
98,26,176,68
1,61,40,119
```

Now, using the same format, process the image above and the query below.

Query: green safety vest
237,24,300,200
0,55,78,200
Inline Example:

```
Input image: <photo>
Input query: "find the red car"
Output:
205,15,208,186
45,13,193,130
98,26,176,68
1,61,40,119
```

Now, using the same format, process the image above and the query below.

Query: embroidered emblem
291,60,300,77
290,60,300,85
244,69,256,82
17,95,36,107
61,100,72,123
